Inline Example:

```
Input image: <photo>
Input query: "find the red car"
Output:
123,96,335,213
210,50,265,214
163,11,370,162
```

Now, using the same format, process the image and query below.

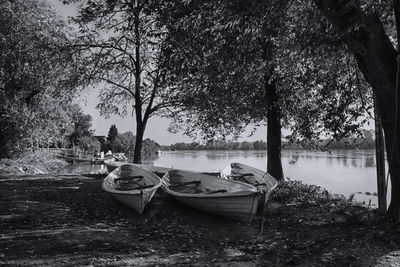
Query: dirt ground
1,174,400,266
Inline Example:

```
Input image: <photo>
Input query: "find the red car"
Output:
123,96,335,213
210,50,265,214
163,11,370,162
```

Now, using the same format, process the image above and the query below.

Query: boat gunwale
104,159,172,173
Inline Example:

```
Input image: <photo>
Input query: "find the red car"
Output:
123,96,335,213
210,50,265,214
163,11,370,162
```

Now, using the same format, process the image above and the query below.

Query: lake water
152,149,383,205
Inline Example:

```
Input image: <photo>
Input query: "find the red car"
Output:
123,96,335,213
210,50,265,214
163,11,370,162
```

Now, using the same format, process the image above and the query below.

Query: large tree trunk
263,40,284,181
133,121,146,164
265,79,284,181
314,0,400,220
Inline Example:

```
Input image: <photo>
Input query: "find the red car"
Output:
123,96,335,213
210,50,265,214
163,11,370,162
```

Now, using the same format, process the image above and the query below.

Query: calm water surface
153,149,382,205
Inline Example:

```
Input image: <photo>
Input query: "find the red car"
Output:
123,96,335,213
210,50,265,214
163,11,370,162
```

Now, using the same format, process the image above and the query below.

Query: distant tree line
164,130,375,151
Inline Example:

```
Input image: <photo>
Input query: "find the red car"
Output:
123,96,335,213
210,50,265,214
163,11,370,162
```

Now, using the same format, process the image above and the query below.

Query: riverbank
1,173,399,266
0,151,69,175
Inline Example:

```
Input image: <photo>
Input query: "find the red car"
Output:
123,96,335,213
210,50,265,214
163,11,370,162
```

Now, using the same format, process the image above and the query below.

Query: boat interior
165,169,255,194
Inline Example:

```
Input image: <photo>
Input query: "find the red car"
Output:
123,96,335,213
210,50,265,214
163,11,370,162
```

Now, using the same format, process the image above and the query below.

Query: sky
48,0,268,145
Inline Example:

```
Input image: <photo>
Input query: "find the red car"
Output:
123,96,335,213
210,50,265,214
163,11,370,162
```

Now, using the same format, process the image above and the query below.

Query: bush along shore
0,167,399,266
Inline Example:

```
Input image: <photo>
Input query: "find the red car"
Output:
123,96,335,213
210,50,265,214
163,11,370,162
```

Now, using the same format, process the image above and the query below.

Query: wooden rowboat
102,164,162,214
104,159,171,174
162,169,263,222
220,162,278,206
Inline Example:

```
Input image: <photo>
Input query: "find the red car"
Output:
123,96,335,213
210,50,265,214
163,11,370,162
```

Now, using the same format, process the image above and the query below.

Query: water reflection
342,156,348,167
326,156,333,167
365,156,375,168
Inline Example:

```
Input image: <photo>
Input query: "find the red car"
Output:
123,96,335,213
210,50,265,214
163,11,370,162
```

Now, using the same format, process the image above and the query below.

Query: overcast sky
47,0,270,145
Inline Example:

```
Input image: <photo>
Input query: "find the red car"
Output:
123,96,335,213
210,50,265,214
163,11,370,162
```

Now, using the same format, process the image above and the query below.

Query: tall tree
68,0,176,163
0,0,82,156
68,105,94,147
161,0,289,180
161,0,371,182
308,0,400,220
107,124,118,150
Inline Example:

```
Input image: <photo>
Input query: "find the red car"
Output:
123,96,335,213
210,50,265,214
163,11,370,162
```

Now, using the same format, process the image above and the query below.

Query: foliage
0,0,83,157
78,136,101,153
160,0,276,140
306,0,400,219
112,131,136,154
271,180,341,204
95,136,108,152
110,131,160,157
142,138,161,156
68,105,94,147
1,95,75,152
107,124,118,149
279,2,373,142
160,0,372,146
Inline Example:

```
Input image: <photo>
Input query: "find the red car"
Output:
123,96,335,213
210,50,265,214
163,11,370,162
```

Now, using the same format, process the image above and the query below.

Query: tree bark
133,1,143,164
374,93,387,214
133,121,146,164
314,0,400,220
265,79,284,181
262,39,284,181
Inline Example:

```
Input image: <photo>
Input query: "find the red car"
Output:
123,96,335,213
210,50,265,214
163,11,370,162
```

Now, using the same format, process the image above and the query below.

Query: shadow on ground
0,174,399,266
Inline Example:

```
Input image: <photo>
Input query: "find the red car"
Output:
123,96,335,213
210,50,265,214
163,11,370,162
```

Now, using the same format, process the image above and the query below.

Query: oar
115,175,144,182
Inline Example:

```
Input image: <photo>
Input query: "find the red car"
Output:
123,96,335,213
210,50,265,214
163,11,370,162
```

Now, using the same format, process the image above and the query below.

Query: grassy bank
0,151,69,175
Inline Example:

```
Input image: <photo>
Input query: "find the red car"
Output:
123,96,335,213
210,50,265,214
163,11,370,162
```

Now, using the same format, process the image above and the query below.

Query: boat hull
174,193,261,222
108,189,157,214
102,165,162,214
162,170,262,222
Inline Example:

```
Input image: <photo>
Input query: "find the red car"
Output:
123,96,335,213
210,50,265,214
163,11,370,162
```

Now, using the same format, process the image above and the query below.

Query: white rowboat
102,164,162,214
162,169,263,222
104,158,171,174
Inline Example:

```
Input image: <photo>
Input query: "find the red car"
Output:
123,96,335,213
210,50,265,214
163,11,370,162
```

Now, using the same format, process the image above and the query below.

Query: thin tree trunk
133,1,143,164
314,0,400,220
374,93,387,214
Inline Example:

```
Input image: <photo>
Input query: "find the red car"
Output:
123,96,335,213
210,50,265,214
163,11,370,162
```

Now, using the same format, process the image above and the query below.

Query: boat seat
132,184,155,190
230,173,254,178
169,180,201,188
116,183,155,191
206,189,227,194
115,175,144,182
